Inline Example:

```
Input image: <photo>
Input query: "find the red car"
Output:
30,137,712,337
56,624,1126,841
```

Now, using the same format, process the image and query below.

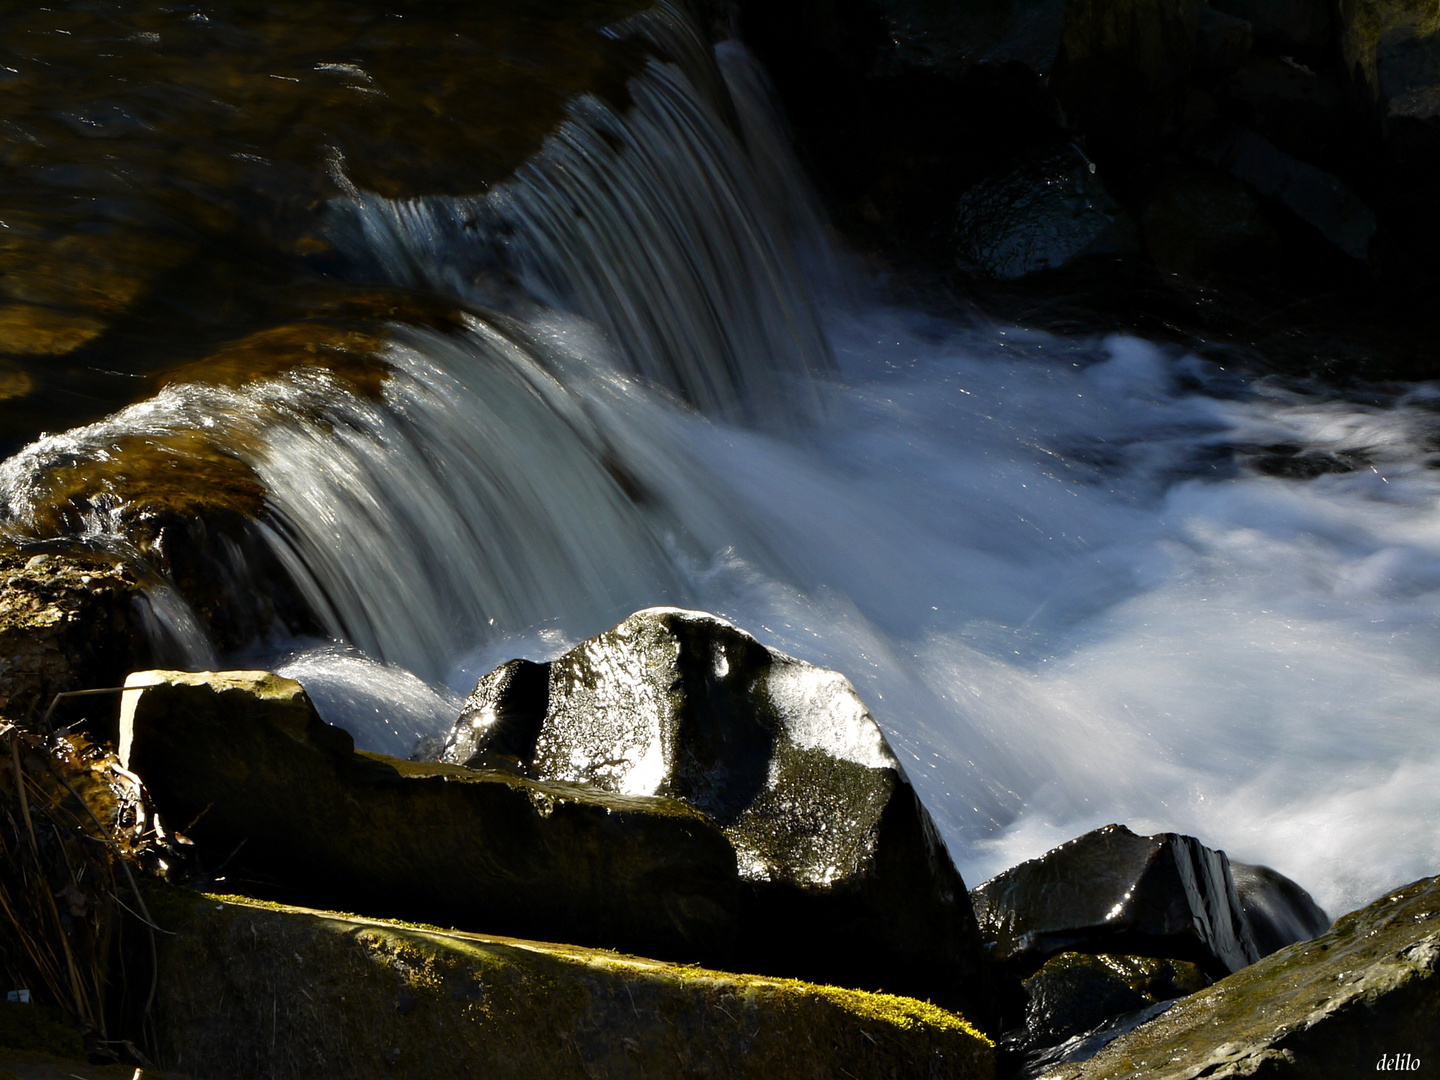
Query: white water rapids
1,29,1436,919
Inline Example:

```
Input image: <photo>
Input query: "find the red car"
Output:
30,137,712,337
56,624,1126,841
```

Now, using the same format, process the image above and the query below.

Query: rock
1199,125,1378,259
1036,874,1440,1079
0,545,153,720
1231,861,1331,956
1019,952,1210,1048
1140,166,1283,277
1225,56,1351,164
118,669,740,966
141,888,995,1080
970,824,1260,977
869,0,1071,76
1338,0,1440,105
437,608,993,1018
1210,0,1336,67
952,146,1138,280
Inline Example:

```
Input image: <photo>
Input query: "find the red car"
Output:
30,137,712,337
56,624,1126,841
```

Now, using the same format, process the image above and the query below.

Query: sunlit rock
1036,874,1440,1080
970,824,1260,978
119,669,740,965
436,607,994,1020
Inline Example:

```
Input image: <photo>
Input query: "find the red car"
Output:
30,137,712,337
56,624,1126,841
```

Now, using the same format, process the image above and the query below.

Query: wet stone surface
436,606,995,1022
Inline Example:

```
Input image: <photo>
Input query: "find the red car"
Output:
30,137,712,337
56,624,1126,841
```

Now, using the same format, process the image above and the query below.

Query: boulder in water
118,669,739,965
435,607,994,1021
970,824,1260,977
1035,874,1440,1079
1231,861,1330,956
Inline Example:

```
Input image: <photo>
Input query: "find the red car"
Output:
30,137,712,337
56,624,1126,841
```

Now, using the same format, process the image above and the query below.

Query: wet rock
1036,874,1440,1079
952,146,1137,280
869,0,1071,76
437,607,993,1018
118,669,740,966
970,824,1260,977
1019,952,1210,1048
1199,125,1377,259
1231,861,1330,956
1140,166,1282,277
0,545,153,720
143,888,994,1080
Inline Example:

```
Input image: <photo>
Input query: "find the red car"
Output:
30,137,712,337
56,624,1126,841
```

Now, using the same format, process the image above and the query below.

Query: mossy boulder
435,607,993,1021
970,824,1260,978
1036,874,1440,1079
141,888,993,1080
118,670,739,965
1018,952,1210,1049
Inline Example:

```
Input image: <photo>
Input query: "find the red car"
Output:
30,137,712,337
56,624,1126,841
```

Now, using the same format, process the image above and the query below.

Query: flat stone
118,669,740,966
970,824,1260,978
436,607,993,1019
1036,874,1440,1080
142,888,995,1080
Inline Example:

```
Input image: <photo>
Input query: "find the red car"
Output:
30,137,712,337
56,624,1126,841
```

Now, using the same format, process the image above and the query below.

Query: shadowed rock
435,607,994,1021
1018,952,1210,1049
118,669,739,966
970,824,1260,978
1036,874,1440,1080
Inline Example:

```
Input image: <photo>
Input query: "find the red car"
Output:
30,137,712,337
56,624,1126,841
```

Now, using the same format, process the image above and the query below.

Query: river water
2,2,1437,917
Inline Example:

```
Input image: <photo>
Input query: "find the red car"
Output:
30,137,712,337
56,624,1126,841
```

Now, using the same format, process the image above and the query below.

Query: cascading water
0,7,1436,920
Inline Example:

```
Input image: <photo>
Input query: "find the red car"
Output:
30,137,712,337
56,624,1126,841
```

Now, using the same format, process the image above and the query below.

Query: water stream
1,7,1436,917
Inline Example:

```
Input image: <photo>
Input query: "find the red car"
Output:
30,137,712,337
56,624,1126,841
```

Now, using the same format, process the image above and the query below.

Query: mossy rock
0,1004,83,1061
0,1047,194,1080
143,887,993,1080
970,824,1260,978
119,670,740,965
1036,874,1440,1079
436,607,994,1023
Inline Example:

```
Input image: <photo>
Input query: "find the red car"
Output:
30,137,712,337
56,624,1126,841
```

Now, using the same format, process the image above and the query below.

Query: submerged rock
1232,861,1331,956
143,888,994,1080
119,669,739,965
970,824,1260,977
1037,874,1440,1079
436,607,992,1018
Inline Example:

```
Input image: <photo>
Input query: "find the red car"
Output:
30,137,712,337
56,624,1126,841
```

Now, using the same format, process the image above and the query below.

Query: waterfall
0,11,1436,918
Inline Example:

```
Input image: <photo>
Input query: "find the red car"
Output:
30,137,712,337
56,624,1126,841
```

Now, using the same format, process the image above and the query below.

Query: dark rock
1199,125,1378,258
952,146,1138,280
970,824,1260,978
1140,166,1282,278
118,669,740,966
1339,0,1440,105
1210,0,1336,68
869,0,1071,76
437,607,993,1019
1035,874,1440,1079
143,888,994,1080
1231,862,1330,956
1020,952,1210,1047
1020,1000,1175,1077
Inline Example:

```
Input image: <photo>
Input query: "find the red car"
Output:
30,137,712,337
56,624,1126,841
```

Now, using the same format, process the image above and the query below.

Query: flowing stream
1,7,1436,918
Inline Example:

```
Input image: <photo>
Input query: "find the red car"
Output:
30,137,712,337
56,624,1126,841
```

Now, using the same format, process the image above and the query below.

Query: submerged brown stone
119,669,740,966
